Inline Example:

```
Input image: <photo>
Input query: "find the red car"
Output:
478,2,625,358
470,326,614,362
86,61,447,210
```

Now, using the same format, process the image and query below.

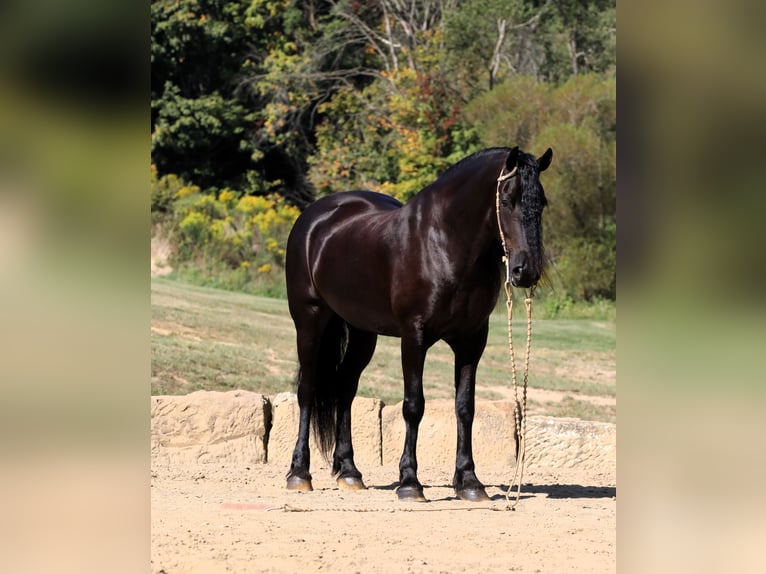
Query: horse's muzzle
509,253,540,288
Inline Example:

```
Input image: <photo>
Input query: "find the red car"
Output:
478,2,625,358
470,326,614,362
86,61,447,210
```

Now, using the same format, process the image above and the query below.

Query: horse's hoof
397,485,427,502
286,475,313,491
456,487,490,502
337,476,367,490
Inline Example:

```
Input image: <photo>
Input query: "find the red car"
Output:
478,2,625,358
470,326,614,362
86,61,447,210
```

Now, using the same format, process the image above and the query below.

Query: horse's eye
500,197,512,208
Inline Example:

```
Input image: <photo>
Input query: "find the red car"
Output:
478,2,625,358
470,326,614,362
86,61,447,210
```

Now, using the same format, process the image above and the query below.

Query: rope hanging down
495,167,535,510
503,283,534,510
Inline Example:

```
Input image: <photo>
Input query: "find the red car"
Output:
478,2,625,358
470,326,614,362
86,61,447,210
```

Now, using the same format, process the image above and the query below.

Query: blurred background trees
151,0,615,303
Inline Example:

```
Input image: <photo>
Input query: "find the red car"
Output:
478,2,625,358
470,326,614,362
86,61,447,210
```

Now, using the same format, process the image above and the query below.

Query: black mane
438,147,510,180
438,147,544,183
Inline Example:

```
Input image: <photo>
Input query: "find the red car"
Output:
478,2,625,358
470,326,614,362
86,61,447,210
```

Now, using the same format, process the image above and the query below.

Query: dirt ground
151,459,615,573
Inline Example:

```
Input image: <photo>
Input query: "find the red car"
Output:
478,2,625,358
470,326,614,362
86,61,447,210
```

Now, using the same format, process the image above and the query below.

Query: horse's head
495,146,553,288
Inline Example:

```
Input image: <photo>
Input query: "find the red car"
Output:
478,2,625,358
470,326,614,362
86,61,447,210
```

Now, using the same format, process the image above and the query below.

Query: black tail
310,313,349,461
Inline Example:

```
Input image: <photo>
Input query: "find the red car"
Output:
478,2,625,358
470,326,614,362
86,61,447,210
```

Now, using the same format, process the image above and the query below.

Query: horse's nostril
512,265,524,278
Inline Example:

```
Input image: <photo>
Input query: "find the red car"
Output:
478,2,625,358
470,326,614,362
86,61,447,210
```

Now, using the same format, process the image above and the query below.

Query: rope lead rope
495,166,534,510
504,284,534,510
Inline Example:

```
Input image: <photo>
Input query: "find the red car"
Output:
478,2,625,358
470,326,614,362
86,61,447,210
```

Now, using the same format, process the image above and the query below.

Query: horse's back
303,190,401,219
288,190,401,257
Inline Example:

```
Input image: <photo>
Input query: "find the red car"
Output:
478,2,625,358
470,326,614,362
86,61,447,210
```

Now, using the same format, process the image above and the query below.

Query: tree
443,0,549,91
532,0,616,81
151,0,262,193
306,36,481,202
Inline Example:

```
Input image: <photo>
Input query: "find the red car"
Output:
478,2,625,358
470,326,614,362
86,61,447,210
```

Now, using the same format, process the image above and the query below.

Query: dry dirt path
151,461,615,573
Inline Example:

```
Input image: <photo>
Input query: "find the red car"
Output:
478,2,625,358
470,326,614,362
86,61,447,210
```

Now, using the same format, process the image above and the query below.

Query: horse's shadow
370,482,399,492
369,482,616,501
492,483,616,500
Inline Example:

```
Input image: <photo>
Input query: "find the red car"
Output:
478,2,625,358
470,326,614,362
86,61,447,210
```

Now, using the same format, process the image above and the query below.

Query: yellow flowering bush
151,169,200,219
176,186,195,199
178,211,208,236
250,197,299,266
235,195,271,214
164,180,300,295
218,189,237,205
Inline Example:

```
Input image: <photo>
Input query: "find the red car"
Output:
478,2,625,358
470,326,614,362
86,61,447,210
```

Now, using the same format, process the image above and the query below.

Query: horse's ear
537,148,553,172
505,146,520,170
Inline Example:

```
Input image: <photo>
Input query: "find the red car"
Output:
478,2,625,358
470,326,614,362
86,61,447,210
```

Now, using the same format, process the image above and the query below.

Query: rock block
524,416,616,470
381,399,518,468
151,390,270,466
382,400,616,471
266,392,383,471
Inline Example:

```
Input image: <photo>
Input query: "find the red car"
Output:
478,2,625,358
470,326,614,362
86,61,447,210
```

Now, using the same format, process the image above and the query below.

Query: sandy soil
151,460,615,573
151,233,173,277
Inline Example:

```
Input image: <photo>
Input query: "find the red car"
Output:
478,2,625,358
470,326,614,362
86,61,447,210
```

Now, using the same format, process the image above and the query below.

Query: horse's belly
335,304,401,337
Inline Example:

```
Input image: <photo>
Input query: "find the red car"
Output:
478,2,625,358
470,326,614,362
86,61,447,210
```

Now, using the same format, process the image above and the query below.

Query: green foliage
309,66,482,203
466,73,615,147
465,76,551,148
497,286,615,320
535,291,616,321
307,84,399,196
443,0,538,91
151,165,203,228
161,180,300,296
536,0,617,81
151,0,257,97
151,84,258,192
553,226,616,302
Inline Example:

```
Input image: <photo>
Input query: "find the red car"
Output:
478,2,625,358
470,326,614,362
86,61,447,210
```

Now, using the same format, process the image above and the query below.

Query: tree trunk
489,18,507,90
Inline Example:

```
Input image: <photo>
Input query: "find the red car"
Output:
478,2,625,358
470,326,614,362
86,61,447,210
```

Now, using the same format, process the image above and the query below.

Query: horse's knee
402,396,424,423
455,397,475,421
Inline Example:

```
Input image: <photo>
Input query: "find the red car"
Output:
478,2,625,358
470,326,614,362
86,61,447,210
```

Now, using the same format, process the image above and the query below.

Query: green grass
151,279,296,395
152,277,616,421
534,396,617,422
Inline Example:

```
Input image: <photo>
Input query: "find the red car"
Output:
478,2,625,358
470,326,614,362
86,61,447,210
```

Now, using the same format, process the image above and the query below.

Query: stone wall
265,392,383,471
151,391,615,471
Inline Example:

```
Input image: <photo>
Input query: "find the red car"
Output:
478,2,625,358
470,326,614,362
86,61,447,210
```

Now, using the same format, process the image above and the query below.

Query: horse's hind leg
333,327,377,490
286,305,331,491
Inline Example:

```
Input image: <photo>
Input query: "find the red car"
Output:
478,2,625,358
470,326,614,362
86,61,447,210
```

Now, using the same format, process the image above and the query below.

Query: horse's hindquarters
294,195,401,336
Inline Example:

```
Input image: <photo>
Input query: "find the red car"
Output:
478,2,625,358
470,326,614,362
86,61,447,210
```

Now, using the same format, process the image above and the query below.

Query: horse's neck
434,168,499,248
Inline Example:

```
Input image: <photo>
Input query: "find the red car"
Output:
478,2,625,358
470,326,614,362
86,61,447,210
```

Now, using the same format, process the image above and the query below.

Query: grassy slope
151,278,616,422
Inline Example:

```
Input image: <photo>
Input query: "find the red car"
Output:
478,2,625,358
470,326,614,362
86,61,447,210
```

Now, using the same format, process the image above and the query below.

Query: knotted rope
504,284,534,510
495,166,535,510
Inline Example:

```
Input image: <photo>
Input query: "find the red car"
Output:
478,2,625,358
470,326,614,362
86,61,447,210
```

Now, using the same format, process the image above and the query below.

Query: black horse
285,146,552,501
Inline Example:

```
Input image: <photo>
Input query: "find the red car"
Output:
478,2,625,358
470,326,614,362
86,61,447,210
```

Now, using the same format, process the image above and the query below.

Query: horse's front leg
450,327,490,501
397,329,428,502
